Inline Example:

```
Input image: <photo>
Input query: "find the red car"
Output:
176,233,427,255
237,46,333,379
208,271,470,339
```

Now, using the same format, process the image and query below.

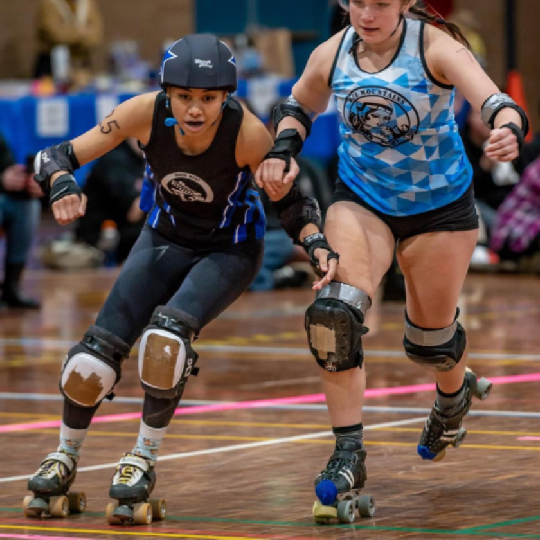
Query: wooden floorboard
1,270,540,539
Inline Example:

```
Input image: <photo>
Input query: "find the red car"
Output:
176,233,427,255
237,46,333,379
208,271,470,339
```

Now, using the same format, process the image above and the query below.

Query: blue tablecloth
0,80,341,184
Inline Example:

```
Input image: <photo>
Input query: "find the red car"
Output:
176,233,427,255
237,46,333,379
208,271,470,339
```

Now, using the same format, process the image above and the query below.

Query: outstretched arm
35,92,156,225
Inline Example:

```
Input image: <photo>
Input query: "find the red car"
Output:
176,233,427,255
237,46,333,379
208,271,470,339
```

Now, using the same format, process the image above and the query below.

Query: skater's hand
484,127,519,162
52,193,87,226
312,248,339,291
255,157,300,197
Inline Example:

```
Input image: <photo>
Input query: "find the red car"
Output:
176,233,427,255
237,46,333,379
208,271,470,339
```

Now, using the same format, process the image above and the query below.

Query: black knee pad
60,325,131,407
305,282,370,372
403,310,467,372
139,306,200,399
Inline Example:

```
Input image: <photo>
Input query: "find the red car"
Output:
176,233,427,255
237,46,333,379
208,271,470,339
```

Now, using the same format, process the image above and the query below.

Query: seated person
0,136,42,309
491,154,540,267
75,138,146,263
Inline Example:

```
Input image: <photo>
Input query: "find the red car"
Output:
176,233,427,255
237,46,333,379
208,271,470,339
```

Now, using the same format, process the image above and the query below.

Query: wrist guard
49,173,82,204
273,184,321,244
481,93,529,136
500,122,525,151
34,141,80,194
302,232,340,277
263,129,304,172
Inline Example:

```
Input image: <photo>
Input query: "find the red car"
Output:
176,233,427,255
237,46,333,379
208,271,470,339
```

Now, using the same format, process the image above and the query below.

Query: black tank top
142,92,266,248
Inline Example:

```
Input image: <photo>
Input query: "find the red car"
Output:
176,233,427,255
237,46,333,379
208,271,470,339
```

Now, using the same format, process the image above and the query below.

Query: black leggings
64,226,263,430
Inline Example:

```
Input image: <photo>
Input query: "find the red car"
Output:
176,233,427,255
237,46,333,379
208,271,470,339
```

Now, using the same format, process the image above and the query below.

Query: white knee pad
60,352,117,407
138,328,194,394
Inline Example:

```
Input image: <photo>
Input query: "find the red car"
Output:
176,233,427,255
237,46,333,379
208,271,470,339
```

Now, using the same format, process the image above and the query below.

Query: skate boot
418,368,493,461
106,453,166,525
24,451,86,518
312,437,375,524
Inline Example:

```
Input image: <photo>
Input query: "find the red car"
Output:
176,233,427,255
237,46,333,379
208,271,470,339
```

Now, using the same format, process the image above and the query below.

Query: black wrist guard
263,129,304,172
302,232,340,277
34,141,80,194
273,184,322,244
49,173,82,204
500,122,525,152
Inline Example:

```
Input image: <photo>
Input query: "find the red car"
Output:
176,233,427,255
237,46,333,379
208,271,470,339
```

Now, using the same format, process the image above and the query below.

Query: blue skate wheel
417,444,437,461
316,480,338,506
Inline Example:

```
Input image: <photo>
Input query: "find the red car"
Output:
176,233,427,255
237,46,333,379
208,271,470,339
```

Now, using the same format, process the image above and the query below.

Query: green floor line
2,507,540,538
462,516,540,532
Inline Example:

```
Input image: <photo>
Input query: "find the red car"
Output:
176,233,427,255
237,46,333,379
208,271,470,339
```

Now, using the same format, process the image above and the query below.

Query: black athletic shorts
330,180,479,241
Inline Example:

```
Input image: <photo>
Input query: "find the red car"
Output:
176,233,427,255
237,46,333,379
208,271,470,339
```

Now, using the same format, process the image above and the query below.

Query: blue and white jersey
330,18,472,216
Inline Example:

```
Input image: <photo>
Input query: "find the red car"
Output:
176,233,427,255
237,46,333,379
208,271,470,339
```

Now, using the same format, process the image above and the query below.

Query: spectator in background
34,0,104,87
461,108,519,239
75,138,146,263
491,154,540,268
0,136,42,309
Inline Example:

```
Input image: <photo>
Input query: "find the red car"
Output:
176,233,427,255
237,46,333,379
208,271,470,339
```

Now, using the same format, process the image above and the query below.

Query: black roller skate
24,451,86,518
312,438,375,524
106,453,166,525
418,368,492,461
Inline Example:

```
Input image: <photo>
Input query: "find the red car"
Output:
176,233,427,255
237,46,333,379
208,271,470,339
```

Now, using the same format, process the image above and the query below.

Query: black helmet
160,34,237,93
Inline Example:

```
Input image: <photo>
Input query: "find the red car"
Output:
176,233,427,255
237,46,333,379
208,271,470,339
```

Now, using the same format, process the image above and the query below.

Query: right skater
25,34,338,524
256,0,527,524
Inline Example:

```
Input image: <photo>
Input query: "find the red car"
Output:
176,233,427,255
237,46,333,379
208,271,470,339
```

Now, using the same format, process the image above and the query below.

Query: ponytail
408,4,472,50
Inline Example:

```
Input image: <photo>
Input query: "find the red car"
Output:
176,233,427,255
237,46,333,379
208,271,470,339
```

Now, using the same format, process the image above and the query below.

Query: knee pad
403,310,467,372
60,326,130,407
139,306,200,399
305,282,371,372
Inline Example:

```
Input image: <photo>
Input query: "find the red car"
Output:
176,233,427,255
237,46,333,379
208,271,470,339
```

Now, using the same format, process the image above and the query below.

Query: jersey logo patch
344,86,420,148
161,172,214,203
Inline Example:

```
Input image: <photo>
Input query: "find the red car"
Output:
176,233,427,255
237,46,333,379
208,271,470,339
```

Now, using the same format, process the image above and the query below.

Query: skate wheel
23,496,40,518
133,502,152,525
150,498,166,521
106,502,121,525
475,378,492,401
433,448,446,462
337,500,356,524
68,492,86,514
49,495,69,518
452,427,467,448
312,500,336,524
357,494,376,518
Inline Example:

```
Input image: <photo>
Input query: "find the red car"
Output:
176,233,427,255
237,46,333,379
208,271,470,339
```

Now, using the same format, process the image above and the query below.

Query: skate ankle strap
118,454,150,472
43,452,75,470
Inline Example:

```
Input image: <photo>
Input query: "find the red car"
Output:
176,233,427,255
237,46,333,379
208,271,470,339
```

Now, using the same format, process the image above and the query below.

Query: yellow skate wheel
49,495,69,517
313,500,337,523
68,492,86,514
133,502,152,525
23,496,39,518
106,502,121,525
433,448,446,462
150,498,166,521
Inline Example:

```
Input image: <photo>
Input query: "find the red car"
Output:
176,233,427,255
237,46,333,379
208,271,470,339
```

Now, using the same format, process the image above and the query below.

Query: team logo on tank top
161,172,214,203
344,86,420,148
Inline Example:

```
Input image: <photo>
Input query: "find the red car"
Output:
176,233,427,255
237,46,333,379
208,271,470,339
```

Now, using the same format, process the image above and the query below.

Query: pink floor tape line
0,536,101,540
3,371,540,434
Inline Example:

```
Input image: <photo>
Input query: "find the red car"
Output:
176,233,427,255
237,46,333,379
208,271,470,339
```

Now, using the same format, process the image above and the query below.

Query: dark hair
409,3,472,50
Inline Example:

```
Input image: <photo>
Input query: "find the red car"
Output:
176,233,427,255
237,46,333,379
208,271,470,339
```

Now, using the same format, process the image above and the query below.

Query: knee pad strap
139,306,200,399
60,326,130,407
306,282,371,373
403,310,467,372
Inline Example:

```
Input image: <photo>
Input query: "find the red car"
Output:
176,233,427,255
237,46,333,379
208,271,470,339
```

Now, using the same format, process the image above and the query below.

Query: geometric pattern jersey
330,18,473,216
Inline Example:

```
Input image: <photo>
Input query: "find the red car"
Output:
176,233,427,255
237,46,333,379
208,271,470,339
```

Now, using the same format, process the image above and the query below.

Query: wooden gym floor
1,269,540,539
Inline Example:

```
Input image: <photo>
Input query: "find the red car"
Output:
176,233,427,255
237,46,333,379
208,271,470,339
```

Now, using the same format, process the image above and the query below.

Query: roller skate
24,451,86,518
312,437,375,524
106,453,166,525
418,368,492,461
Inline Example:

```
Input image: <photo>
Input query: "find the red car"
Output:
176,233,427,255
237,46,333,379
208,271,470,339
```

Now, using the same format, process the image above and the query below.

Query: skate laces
35,452,75,480
113,453,148,486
